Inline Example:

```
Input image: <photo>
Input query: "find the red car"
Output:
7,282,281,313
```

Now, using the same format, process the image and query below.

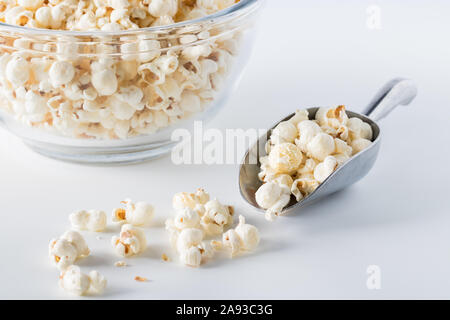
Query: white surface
1,0,449,299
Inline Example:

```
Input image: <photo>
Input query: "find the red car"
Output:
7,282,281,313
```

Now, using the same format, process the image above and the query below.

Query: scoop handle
363,78,417,121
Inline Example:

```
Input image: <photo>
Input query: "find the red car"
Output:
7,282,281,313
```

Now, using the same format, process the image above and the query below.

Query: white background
1,0,449,299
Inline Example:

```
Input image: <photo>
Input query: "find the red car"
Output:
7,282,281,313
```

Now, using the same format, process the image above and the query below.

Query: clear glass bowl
0,0,261,164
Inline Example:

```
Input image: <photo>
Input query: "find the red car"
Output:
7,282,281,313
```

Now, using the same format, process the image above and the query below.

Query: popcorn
88,270,107,294
268,143,303,174
59,265,107,296
69,209,107,232
179,246,202,267
111,224,147,257
59,265,90,296
49,230,90,270
223,215,260,257
112,199,154,226
172,188,210,210
270,121,298,144
5,55,29,87
296,120,321,151
165,188,234,267
307,132,335,161
256,106,374,217
92,69,118,96
0,4,243,140
174,207,201,229
351,138,373,155
148,0,178,18
288,109,309,126
49,61,75,87
315,105,348,129
313,155,338,183
255,181,291,221
200,199,233,236
176,228,204,253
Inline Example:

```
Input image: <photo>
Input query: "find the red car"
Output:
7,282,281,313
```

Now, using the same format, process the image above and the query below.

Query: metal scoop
238,78,418,215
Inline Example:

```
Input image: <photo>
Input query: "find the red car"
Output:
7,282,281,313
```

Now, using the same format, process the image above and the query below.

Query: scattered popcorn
134,276,148,282
59,265,107,296
200,199,233,236
112,199,154,226
111,224,147,257
256,106,373,219
0,1,245,140
172,188,210,210
49,230,90,270
165,188,236,267
69,209,107,232
223,215,260,257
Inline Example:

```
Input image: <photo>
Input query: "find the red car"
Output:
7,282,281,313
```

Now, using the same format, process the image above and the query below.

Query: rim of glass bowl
0,0,261,37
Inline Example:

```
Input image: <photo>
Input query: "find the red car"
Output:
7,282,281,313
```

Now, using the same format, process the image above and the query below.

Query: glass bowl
0,0,262,164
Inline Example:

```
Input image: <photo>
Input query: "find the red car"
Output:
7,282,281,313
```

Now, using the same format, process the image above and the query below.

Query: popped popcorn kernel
59,266,107,296
111,224,147,257
112,199,154,226
70,209,107,232
49,230,90,270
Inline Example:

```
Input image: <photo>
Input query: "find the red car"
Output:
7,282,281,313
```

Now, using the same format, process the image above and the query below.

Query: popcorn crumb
134,276,148,282
161,253,170,262
114,261,128,267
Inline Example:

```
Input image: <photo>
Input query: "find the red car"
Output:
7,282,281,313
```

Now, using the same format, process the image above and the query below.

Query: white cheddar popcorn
59,266,107,296
111,224,147,257
49,230,90,270
112,199,154,226
256,106,373,217
70,209,107,232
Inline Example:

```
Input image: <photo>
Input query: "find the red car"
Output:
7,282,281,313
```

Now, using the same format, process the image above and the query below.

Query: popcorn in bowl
0,0,262,163
256,106,374,221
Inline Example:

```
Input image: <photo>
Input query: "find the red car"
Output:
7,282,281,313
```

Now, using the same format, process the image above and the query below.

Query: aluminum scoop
239,78,418,215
